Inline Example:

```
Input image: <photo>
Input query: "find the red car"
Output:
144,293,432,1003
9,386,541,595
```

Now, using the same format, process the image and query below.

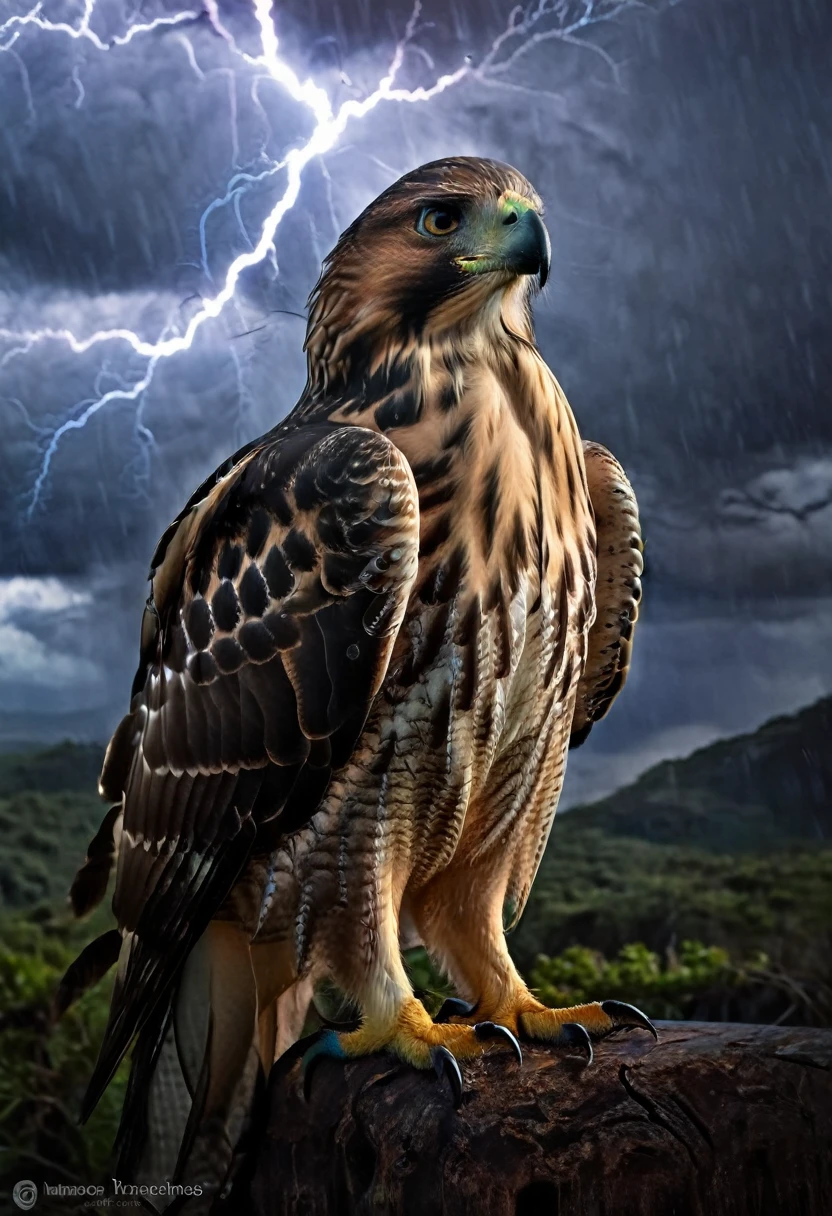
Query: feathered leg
411,858,656,1057
303,880,520,1103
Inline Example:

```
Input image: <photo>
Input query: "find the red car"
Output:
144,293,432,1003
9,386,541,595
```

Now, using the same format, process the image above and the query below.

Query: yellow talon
336,998,505,1066
484,994,658,1048
302,998,524,1107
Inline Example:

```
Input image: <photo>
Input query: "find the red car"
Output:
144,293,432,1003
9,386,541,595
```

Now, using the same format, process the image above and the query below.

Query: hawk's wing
570,441,643,748
81,422,419,1118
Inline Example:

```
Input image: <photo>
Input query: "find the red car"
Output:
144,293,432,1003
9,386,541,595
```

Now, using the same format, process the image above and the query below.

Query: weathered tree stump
245,1022,832,1216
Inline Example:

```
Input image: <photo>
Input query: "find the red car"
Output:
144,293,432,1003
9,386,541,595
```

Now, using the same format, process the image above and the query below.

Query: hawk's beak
502,208,551,289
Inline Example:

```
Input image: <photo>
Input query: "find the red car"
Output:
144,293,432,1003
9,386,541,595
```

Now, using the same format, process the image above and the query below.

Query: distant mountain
510,697,832,968
565,697,832,850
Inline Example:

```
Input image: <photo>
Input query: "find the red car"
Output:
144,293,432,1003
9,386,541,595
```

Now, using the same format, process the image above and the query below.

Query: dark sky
0,0,829,803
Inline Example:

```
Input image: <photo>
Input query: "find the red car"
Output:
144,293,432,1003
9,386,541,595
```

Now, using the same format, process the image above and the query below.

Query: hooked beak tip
507,208,551,290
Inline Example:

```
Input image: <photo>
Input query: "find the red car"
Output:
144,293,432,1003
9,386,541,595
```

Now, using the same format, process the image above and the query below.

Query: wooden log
242,1021,832,1216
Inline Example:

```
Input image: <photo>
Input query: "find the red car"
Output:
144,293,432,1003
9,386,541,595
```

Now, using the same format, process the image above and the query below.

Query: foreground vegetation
0,909,127,1193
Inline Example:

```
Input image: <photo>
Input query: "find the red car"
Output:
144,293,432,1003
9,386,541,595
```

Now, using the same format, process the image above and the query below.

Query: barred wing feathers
81,423,419,1119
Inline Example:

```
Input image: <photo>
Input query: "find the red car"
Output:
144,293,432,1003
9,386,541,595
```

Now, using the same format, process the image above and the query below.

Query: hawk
60,157,648,1191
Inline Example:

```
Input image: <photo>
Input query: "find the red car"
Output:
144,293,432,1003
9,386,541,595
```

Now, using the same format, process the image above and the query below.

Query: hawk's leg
303,901,521,1102
412,862,657,1055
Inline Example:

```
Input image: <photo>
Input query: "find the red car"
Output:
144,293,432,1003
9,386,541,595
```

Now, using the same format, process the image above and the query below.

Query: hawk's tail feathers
115,921,262,1209
79,809,257,1125
52,928,122,1020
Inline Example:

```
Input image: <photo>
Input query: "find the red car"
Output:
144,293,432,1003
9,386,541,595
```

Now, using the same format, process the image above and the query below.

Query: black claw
560,1022,594,1066
473,1021,523,1066
434,997,476,1024
431,1045,464,1107
600,1000,659,1040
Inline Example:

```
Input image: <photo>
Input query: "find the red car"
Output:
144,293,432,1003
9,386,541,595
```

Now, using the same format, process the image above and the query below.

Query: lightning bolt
0,0,666,517
0,1,200,51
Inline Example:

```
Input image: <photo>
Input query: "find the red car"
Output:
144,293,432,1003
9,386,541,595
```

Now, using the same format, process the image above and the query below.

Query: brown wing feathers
68,801,122,918
570,440,643,747
78,423,419,1120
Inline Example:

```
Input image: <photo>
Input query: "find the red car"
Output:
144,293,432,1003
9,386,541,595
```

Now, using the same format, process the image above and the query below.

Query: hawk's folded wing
81,422,419,1118
570,441,643,748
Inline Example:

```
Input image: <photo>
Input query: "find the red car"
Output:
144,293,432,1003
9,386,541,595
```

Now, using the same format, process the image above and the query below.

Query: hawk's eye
417,206,461,237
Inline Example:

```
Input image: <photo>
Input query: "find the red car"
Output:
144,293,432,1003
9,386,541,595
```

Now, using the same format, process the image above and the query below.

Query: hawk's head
305,157,550,391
